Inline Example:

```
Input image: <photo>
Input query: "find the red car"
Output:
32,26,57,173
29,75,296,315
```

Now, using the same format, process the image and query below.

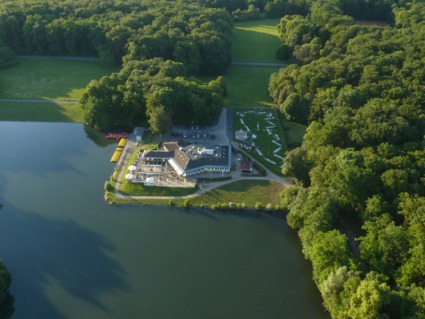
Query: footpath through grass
224,19,282,107
0,59,117,122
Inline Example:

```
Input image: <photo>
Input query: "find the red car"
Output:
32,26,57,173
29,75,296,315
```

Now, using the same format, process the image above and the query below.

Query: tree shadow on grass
0,202,130,319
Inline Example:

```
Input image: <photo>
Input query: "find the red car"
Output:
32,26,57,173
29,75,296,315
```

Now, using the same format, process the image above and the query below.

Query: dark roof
143,150,173,159
134,126,145,137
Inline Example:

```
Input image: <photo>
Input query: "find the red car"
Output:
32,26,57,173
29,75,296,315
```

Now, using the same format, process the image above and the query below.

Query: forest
0,0,232,131
271,0,425,318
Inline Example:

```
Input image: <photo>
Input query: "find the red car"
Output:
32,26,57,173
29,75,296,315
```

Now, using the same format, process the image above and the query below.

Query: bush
183,199,190,209
168,200,176,207
104,181,114,192
254,202,263,211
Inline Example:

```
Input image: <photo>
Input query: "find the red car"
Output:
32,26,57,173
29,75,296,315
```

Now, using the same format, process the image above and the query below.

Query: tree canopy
278,1,425,318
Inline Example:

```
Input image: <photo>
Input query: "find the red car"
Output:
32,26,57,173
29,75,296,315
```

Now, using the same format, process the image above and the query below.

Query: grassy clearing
0,59,117,101
281,118,306,147
0,101,83,122
232,19,281,62
191,180,285,207
107,179,286,208
223,66,277,107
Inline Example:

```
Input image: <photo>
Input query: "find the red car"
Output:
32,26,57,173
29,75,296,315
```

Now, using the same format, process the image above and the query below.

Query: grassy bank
106,179,286,208
0,101,83,122
190,180,284,207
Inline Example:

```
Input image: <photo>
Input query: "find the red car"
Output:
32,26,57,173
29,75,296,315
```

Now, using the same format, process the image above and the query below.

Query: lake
0,122,329,319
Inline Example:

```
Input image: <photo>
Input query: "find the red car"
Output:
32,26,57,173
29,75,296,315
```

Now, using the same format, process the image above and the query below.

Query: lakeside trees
277,1,425,318
0,258,11,318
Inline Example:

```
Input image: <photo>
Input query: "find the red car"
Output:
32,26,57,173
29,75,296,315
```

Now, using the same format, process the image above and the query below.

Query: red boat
105,132,130,139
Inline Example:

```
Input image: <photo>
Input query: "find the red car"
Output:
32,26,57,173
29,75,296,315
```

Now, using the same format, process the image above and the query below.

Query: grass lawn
107,180,286,208
281,118,306,147
0,59,117,101
223,66,277,107
0,100,83,122
232,19,282,62
191,180,285,207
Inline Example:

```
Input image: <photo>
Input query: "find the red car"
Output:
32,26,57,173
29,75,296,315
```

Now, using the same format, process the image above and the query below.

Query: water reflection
0,202,129,318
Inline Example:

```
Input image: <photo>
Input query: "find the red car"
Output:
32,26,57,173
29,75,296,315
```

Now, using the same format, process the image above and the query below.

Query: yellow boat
118,138,127,147
110,150,122,162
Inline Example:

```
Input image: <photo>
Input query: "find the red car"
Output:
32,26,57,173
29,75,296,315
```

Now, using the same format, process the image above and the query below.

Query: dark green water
0,122,329,319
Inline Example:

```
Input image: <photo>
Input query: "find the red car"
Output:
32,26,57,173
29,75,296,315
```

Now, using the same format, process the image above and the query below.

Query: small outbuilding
235,129,248,141
240,161,252,173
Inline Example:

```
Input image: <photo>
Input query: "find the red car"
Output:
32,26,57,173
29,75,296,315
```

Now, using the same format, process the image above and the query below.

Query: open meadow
223,19,284,107
232,19,282,63
0,59,117,122
223,66,277,107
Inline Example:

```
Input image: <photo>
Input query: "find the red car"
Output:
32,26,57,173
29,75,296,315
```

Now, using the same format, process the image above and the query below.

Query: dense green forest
271,0,425,318
0,0,232,130
185,0,401,21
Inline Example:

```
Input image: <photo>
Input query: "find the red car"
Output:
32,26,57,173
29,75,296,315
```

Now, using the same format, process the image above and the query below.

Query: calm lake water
0,122,329,319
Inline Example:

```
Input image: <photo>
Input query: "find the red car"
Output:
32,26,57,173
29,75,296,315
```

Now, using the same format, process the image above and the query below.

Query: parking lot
163,108,230,145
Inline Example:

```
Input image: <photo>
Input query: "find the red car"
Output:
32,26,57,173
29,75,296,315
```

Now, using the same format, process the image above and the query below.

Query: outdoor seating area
124,153,196,188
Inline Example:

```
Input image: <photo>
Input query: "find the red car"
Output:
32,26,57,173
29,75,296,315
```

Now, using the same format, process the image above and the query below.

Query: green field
108,180,285,208
224,19,283,107
191,180,285,207
232,19,282,62
281,118,306,147
0,59,117,100
223,66,277,107
0,101,83,122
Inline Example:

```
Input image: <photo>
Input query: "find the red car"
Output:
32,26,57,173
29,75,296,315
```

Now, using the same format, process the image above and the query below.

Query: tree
309,230,354,285
280,92,309,123
0,260,10,307
148,106,172,135
348,274,390,319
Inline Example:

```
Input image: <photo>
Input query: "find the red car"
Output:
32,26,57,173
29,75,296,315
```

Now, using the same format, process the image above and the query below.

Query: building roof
240,162,251,170
134,126,145,137
143,150,174,159
142,141,231,173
